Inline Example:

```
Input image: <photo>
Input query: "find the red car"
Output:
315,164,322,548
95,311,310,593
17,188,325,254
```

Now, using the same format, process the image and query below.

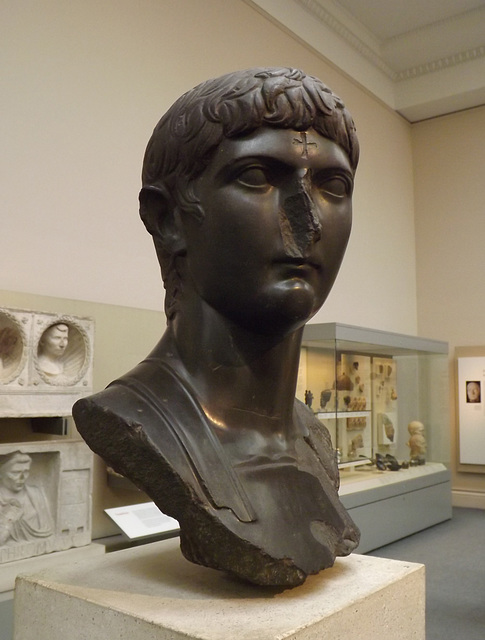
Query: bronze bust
73,67,360,587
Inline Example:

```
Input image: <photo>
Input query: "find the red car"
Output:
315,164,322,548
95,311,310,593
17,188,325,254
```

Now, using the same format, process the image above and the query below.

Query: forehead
207,127,352,175
2,460,31,473
9,462,30,471
48,326,67,336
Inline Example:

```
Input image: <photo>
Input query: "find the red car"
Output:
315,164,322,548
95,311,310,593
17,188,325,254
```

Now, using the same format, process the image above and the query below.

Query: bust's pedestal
14,537,424,640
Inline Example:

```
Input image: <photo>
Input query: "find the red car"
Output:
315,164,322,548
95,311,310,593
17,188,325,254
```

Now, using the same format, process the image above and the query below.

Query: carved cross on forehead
292,132,317,158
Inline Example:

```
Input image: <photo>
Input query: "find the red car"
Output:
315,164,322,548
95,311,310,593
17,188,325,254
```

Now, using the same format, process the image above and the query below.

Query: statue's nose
279,171,321,257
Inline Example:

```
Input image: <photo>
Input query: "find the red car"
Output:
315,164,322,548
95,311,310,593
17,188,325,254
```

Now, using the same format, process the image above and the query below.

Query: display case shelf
317,411,370,419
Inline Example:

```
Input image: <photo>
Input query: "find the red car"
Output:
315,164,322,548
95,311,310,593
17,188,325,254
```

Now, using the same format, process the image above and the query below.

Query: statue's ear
139,186,186,254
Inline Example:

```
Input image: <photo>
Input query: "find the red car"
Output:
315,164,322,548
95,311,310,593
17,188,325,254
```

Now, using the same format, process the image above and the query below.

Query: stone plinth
14,537,425,640
1,543,105,595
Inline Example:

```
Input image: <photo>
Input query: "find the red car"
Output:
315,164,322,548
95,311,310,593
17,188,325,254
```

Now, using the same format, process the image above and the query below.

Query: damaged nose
279,171,321,258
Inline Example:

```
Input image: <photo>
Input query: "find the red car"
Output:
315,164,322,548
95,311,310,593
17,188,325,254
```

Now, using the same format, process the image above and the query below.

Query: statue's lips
273,257,322,275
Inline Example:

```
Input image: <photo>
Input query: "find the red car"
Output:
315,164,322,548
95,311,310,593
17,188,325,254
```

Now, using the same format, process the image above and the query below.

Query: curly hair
0,452,32,475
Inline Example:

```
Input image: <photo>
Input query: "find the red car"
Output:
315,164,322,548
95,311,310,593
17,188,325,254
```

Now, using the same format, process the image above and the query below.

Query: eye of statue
235,166,270,189
316,174,353,199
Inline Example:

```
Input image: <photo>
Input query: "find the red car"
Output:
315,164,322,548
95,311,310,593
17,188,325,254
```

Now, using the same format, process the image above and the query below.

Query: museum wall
413,105,485,509
2,0,420,537
2,0,417,334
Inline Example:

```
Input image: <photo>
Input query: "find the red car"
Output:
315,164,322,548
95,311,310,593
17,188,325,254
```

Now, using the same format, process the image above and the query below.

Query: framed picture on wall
456,348,485,471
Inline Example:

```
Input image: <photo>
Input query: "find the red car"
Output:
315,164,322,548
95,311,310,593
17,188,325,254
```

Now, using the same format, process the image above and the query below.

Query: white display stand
340,462,452,553
14,537,425,640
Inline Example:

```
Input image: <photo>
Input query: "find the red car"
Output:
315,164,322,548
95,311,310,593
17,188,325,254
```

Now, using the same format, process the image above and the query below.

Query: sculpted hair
140,67,359,319
0,451,32,474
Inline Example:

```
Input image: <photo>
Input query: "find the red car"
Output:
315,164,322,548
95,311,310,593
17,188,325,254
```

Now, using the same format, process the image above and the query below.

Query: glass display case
298,323,451,552
299,323,449,469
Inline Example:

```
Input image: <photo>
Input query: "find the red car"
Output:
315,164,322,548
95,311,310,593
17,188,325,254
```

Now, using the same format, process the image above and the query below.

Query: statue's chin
243,279,325,337
194,275,328,338
273,279,320,319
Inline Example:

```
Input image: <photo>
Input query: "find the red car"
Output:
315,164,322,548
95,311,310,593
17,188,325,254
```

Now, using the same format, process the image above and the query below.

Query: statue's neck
166,296,303,438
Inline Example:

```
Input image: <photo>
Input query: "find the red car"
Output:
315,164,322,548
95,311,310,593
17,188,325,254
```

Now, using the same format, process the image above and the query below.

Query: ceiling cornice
246,0,485,121
395,45,485,81
294,0,396,79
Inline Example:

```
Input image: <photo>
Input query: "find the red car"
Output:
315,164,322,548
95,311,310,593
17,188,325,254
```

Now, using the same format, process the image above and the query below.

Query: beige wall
2,0,417,333
413,105,485,508
2,0,426,535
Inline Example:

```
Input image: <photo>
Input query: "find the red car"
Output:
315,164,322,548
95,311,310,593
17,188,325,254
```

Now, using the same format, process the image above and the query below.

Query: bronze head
139,67,359,321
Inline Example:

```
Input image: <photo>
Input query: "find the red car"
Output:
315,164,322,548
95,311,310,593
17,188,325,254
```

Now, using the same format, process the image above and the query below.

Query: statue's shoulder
74,331,186,426
72,356,198,476
74,356,177,425
73,354,256,523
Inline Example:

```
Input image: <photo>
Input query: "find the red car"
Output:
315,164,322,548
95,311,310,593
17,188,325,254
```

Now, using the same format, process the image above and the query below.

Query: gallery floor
2,507,483,640
367,507,484,640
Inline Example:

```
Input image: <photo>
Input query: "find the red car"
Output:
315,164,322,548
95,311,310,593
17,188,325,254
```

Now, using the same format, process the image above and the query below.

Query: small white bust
407,421,426,460
38,323,69,376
